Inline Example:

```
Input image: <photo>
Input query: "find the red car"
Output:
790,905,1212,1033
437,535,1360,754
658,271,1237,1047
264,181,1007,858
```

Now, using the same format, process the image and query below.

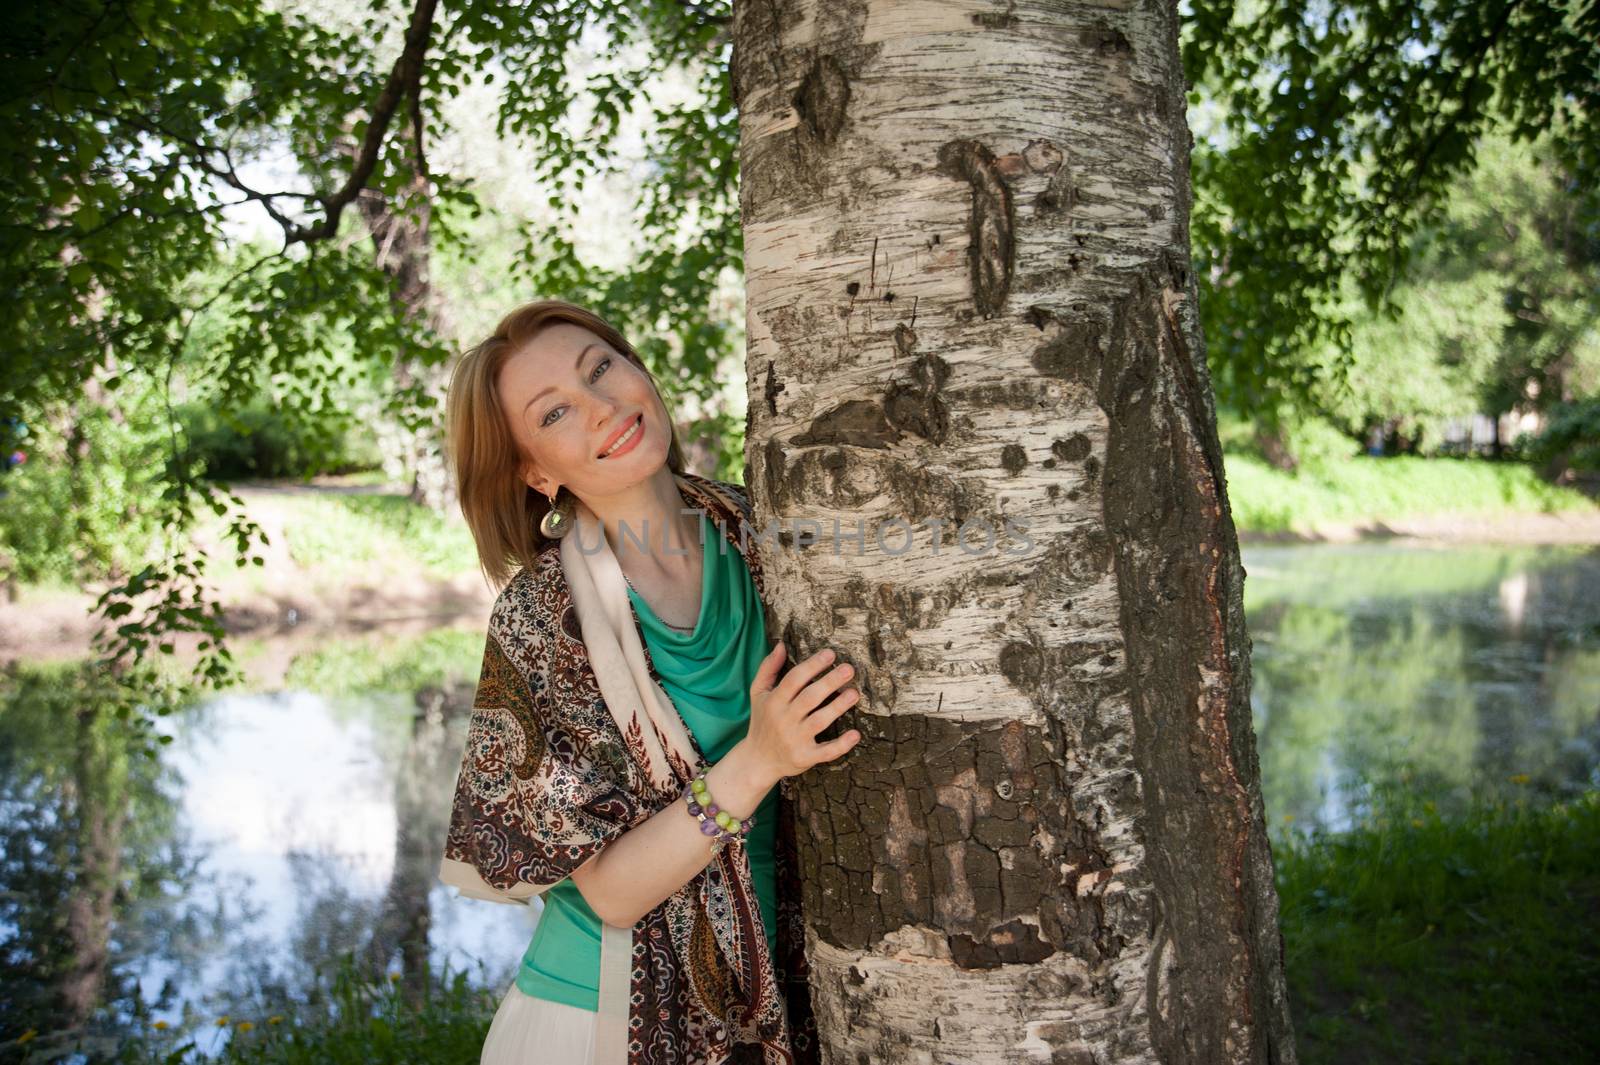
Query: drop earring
539,487,572,539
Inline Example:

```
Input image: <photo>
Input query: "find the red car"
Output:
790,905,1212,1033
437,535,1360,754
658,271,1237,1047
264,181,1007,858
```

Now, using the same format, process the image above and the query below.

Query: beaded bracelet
683,766,755,854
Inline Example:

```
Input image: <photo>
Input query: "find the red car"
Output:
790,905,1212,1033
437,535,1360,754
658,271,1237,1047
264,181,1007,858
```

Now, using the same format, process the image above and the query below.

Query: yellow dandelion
1509,773,1531,785
268,1015,285,1025
389,972,402,983
215,1015,230,1027
1282,813,1295,822
152,1020,170,1030
237,1021,254,1033
17,1029,37,1045
1411,818,1424,827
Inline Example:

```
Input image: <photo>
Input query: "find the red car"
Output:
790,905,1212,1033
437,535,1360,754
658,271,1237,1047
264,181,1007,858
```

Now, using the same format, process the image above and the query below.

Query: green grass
274,625,487,696
14,444,1597,600
1224,451,1598,535
246,451,1598,581
257,453,1598,577
105,954,498,1065
1276,781,1600,1064
261,493,480,581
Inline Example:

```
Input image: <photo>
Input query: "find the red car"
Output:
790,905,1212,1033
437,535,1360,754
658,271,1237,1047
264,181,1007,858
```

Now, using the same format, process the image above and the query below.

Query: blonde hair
446,299,688,590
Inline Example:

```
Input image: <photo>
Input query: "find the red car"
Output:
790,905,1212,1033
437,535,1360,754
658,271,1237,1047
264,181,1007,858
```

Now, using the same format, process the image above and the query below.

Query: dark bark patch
793,54,851,146
909,349,950,392
763,438,801,511
1031,313,1105,390
878,463,987,530
792,399,902,449
1089,257,1288,1059
892,321,920,358
1052,434,1092,462
792,712,1130,971
970,10,1019,30
935,138,1014,319
1037,162,1078,216
766,436,881,513
881,382,949,443
881,351,952,443
1082,24,1134,61
1015,266,1085,293
764,360,786,416
945,379,1056,409
876,350,947,441
1000,444,1028,475
947,919,1056,969
999,641,1043,689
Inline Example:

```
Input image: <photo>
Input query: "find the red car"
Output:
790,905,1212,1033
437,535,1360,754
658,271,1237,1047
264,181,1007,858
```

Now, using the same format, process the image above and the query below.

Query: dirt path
3,481,497,667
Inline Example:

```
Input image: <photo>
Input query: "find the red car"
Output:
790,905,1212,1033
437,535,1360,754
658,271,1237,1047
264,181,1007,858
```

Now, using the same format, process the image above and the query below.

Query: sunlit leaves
1184,0,1599,415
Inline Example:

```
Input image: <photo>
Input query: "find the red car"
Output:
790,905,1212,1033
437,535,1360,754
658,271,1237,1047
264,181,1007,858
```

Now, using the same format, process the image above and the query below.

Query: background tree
1300,129,1600,458
1184,0,1599,458
0,666,190,1049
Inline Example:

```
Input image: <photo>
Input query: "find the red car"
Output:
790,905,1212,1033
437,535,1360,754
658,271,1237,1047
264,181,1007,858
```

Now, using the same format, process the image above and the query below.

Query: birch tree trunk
732,2,1297,1063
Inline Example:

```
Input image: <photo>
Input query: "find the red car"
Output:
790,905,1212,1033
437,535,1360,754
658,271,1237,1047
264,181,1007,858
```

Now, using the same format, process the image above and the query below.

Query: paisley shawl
439,472,820,1065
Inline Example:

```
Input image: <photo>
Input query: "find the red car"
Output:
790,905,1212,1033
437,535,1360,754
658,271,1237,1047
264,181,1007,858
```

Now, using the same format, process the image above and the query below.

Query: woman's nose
590,395,619,428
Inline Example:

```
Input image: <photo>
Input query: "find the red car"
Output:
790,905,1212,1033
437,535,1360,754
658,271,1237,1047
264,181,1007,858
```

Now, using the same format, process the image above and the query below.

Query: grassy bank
1276,783,1600,1064
244,453,1598,561
231,451,1597,573
8,448,1598,609
103,962,498,1065
252,495,477,582
1223,451,1598,536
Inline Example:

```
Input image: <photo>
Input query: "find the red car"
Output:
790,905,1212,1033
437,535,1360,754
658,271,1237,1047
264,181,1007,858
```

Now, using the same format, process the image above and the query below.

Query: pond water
143,687,535,1015
1242,540,1600,833
1,540,1596,1054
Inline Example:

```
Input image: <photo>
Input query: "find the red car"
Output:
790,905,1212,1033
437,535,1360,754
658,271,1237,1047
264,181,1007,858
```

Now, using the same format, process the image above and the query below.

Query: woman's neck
585,468,701,573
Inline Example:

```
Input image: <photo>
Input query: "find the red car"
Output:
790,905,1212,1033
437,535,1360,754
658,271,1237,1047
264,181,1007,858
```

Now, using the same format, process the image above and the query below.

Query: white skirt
481,981,598,1065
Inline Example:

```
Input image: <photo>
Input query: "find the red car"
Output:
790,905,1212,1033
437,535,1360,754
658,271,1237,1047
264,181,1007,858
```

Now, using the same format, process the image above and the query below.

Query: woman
437,298,861,1065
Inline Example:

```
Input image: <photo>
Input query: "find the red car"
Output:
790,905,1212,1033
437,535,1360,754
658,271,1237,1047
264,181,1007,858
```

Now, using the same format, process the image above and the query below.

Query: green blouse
515,511,780,1012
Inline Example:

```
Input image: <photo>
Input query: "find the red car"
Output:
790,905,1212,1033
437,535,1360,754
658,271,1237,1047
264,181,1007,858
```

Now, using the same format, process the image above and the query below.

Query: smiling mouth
598,413,643,458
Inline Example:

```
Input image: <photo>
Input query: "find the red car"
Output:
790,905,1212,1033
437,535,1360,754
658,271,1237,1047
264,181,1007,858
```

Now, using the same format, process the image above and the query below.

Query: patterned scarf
439,472,820,1065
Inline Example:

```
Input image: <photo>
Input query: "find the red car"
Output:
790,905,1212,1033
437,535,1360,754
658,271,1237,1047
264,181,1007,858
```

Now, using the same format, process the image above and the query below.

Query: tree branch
286,0,439,245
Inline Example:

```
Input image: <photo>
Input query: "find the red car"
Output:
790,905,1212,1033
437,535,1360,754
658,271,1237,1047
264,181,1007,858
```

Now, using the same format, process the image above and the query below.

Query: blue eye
540,357,612,427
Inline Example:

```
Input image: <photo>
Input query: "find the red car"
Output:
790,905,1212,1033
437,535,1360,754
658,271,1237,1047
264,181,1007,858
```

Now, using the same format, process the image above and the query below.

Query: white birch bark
733,1,1297,1063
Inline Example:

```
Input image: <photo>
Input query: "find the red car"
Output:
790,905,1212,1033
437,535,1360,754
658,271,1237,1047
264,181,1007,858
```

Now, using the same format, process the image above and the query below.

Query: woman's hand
742,642,862,785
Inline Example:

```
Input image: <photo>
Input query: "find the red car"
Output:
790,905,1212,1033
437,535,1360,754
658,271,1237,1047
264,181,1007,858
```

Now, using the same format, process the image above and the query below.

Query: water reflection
0,630,534,1057
159,686,531,1010
0,665,197,1054
1243,541,1600,837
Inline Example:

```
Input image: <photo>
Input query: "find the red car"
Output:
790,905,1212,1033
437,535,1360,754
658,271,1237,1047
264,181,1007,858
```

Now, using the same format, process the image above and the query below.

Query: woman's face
496,322,670,500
